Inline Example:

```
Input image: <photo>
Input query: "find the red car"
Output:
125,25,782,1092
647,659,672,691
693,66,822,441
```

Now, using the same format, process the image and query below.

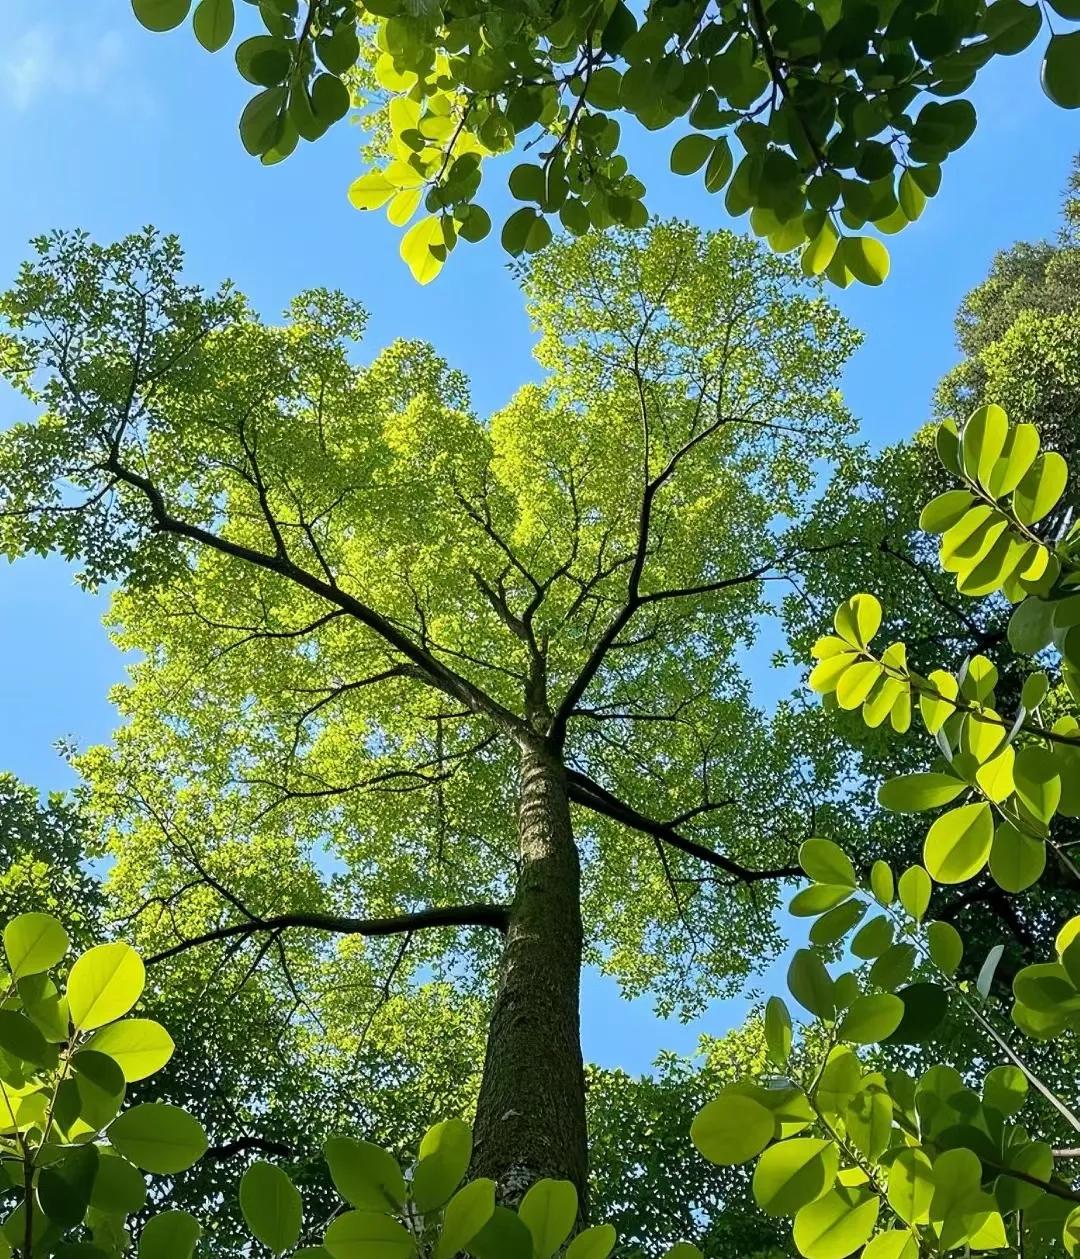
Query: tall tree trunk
470,743,588,1208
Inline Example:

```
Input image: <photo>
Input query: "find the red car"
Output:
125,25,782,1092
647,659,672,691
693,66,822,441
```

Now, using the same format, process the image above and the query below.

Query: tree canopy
0,218,858,1229
126,0,1080,284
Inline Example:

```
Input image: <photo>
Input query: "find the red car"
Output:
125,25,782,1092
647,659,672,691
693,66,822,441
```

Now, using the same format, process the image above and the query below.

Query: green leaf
400,216,450,285
38,1144,98,1228
862,1232,917,1259
193,0,234,51
869,942,916,991
324,1137,405,1212
412,1118,471,1213
131,0,192,32
983,1064,1027,1115
798,838,856,887
837,994,904,1043
108,1103,208,1174
870,860,894,905
924,802,993,883
239,86,286,157
324,1211,415,1259
89,1153,146,1215
1013,451,1068,523
839,236,890,286
67,943,145,1031
240,1161,302,1254
850,914,893,960
565,1223,617,1259
898,866,931,920
4,913,68,979
1042,32,1080,108
961,403,1009,488
990,820,1045,892
752,1138,838,1217
435,1180,495,1259
809,900,865,946
787,949,834,1019
0,1009,54,1068
878,772,966,812
69,1049,126,1128
833,593,881,647
792,1186,878,1259
86,1019,174,1081
919,488,976,533
883,982,949,1044
518,1179,577,1259
802,221,839,276
1008,597,1055,654
669,135,713,175
927,921,963,976
790,884,854,917
469,1206,533,1259
138,1210,201,1259
764,996,792,1067
349,172,396,211
691,1093,776,1166
887,1147,933,1224
1013,745,1061,824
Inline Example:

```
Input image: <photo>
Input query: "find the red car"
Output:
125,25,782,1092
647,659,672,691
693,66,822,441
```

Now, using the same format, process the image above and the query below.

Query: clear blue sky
0,0,1075,1071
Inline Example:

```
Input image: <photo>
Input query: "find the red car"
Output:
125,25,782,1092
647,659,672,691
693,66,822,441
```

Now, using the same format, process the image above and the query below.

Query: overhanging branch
145,903,510,966
566,769,800,883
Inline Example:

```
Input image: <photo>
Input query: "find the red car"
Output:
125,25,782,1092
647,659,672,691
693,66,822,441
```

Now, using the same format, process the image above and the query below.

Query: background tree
0,772,103,949
124,0,1080,284
0,221,857,1216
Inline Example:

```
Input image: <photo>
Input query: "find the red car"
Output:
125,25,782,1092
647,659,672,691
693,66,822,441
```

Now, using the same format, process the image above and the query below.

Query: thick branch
145,903,510,965
566,769,800,883
104,455,530,743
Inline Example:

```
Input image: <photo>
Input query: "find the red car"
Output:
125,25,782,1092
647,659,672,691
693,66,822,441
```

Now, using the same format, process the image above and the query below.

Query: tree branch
145,903,510,965
565,769,800,883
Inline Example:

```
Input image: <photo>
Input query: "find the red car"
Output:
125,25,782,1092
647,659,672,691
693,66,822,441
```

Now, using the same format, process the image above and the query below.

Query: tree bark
470,743,588,1208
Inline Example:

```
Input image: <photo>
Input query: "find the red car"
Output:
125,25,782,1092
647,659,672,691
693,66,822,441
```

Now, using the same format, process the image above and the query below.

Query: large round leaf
566,1224,617,1259
787,949,834,1019
469,1205,533,1259
67,943,145,1032
798,839,856,887
518,1178,577,1259
887,1147,934,1225
38,1144,99,1228
240,1161,302,1254
837,994,904,1044
882,983,949,1045
324,1211,415,1259
3,913,68,979
923,803,993,883
131,0,192,31
877,773,966,812
89,1153,147,1215
411,1118,471,1213
1043,34,1080,108
752,1138,838,1217
691,1093,775,1166
138,1210,201,1259
108,1103,207,1174
792,1186,878,1259
87,1020,174,1082
434,1179,495,1259
324,1136,406,1211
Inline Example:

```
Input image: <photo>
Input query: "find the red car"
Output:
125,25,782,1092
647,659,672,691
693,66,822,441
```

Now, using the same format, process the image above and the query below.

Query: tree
0,221,858,1207
128,0,1080,284
0,773,104,950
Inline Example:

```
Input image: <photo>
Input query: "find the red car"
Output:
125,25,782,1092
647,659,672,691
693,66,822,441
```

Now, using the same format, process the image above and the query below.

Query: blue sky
0,0,1076,1072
